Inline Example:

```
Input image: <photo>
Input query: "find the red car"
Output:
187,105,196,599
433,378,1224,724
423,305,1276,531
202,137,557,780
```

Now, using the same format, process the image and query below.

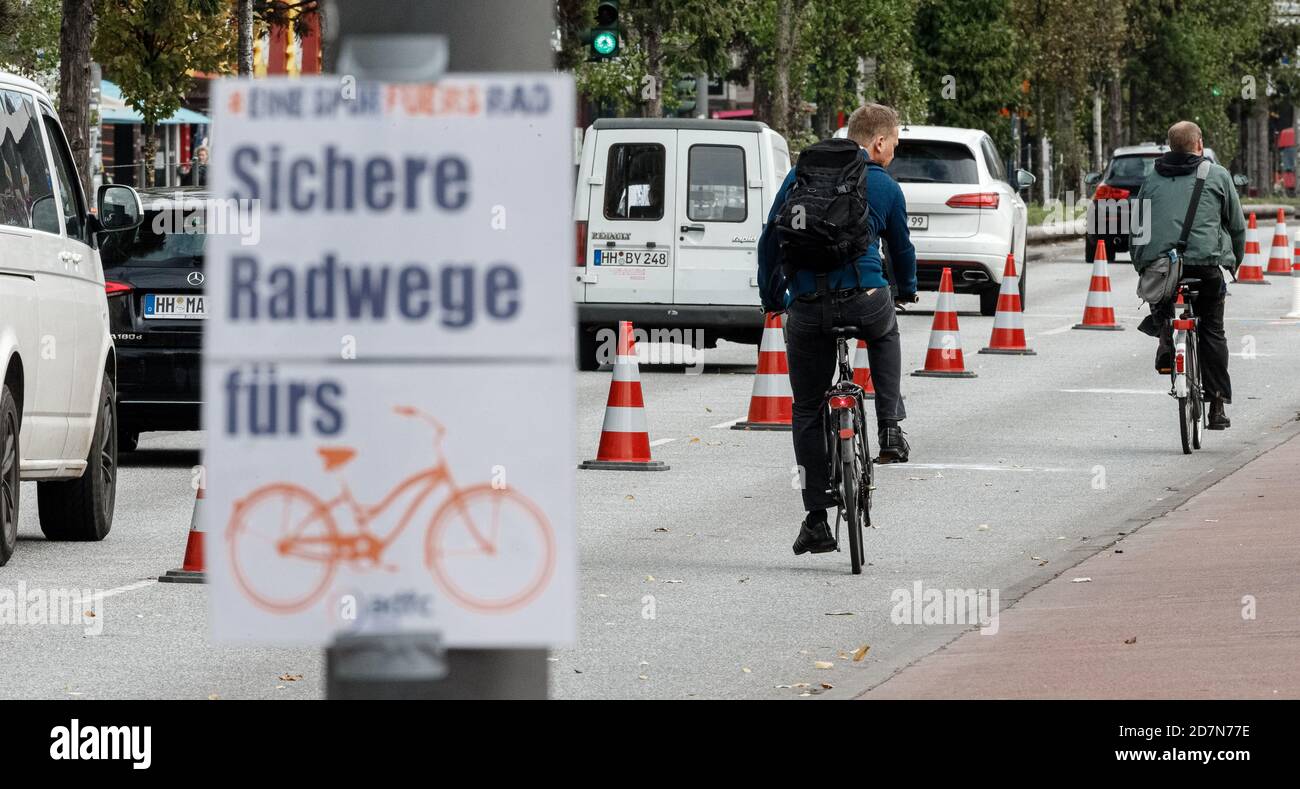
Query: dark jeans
785,287,905,511
1147,266,1231,403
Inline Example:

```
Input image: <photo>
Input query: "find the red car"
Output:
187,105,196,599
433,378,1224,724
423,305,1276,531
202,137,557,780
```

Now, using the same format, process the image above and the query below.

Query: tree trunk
1108,68,1123,149
643,25,663,118
772,0,793,140
1092,86,1103,173
1252,99,1270,195
143,124,158,187
238,0,255,76
58,0,95,199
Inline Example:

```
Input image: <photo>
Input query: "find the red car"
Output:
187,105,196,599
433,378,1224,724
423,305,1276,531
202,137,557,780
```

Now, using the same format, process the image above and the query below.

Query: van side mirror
95,184,144,233
30,194,60,234
1014,169,1036,190
1232,173,1249,187
1084,172,1101,187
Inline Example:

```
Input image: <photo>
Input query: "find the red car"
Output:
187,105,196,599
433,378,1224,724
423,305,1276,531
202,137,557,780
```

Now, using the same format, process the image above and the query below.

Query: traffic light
584,0,620,61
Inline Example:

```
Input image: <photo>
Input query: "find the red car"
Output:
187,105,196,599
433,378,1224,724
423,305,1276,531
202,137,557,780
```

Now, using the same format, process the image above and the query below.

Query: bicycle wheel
1178,395,1193,454
228,483,338,613
425,483,555,613
840,409,863,575
1188,334,1203,450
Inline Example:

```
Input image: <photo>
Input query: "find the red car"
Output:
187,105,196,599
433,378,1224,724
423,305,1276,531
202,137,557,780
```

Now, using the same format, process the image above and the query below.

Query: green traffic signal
588,0,620,60
593,30,618,57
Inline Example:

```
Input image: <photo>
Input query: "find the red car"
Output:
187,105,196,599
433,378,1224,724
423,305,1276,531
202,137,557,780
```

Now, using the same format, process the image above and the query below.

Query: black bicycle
823,328,874,574
1169,279,1205,454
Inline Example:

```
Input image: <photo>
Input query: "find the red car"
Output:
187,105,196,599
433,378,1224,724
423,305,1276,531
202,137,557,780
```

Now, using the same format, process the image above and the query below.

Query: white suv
0,72,143,565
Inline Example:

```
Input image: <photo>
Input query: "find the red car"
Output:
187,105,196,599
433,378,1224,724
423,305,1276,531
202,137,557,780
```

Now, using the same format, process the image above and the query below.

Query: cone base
1265,271,1292,276
731,421,792,431
1235,279,1270,285
979,347,1037,355
158,569,205,584
579,459,670,471
1072,323,1124,331
912,369,977,378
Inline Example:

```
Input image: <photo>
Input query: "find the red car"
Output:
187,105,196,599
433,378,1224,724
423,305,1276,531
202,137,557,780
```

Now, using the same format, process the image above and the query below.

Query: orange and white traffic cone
1073,240,1124,331
912,267,977,378
1266,209,1292,275
158,484,206,583
580,321,668,470
980,253,1036,355
851,340,876,399
1237,212,1269,284
733,312,793,430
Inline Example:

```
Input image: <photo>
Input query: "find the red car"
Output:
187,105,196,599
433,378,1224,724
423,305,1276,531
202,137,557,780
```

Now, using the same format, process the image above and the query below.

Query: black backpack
774,138,873,279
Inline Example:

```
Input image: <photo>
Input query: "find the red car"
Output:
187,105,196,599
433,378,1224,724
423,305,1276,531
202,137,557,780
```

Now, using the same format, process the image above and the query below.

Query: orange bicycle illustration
227,405,555,615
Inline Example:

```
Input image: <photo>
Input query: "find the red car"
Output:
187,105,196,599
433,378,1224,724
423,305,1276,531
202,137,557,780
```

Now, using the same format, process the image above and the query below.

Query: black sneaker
792,510,837,555
1208,399,1230,430
1155,342,1172,375
877,425,910,464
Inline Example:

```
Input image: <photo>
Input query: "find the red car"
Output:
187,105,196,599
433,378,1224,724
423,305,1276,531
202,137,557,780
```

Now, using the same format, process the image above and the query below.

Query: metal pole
321,0,554,700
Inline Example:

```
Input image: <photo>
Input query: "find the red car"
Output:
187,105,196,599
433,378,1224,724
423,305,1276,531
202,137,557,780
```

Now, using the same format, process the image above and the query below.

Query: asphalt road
2,240,1297,699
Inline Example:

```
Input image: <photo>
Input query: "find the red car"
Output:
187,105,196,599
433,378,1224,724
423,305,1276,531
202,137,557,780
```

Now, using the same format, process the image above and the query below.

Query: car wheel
576,328,601,371
1019,261,1027,309
118,424,139,453
979,287,999,317
0,384,19,566
37,372,116,542
1084,235,1096,263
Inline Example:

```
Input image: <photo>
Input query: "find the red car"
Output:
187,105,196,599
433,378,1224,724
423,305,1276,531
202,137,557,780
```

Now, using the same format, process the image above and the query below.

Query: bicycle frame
1170,290,1197,400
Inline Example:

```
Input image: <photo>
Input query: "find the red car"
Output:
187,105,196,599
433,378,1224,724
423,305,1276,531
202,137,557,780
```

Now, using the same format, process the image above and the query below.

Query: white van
0,71,144,565
572,119,791,369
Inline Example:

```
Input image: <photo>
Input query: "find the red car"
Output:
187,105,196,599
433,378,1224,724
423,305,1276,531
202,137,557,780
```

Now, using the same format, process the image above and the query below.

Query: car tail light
830,395,856,410
1093,185,1130,200
105,280,131,297
945,192,999,209
576,220,587,266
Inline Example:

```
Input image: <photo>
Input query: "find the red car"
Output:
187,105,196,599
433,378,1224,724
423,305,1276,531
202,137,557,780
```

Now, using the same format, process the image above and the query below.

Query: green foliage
0,0,62,80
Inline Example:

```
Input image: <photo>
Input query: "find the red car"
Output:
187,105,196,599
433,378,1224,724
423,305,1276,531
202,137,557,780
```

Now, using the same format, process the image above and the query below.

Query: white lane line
710,417,744,429
876,462,1081,473
1229,352,1274,357
99,579,158,599
1059,388,1165,395
649,438,676,447
1040,323,1077,336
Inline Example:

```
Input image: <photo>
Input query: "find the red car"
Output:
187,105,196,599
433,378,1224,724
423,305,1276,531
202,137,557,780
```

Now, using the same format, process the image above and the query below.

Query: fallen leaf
689,437,701,444
624,494,635,501
814,660,834,670
706,440,722,446
1030,555,1043,561
1114,550,1123,554
278,674,303,682
1124,636,1137,645
742,667,752,674
645,575,655,581
662,579,683,584
946,536,964,540
83,611,95,618
638,675,648,681
977,524,990,531
653,527,669,533
792,683,811,689
824,611,855,616
738,577,750,583
852,644,870,662
821,682,834,690
704,406,712,413
208,694,220,700
275,685,285,690
1071,577,1092,583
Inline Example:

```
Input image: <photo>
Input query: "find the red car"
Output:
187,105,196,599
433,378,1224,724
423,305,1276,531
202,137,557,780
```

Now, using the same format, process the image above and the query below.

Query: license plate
908,214,929,231
143,293,206,319
594,249,668,267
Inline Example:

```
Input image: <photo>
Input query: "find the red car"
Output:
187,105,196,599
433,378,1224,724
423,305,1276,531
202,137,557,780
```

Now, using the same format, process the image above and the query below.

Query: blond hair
846,103,899,147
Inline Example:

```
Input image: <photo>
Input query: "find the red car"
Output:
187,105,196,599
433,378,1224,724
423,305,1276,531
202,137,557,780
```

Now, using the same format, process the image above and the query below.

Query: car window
41,114,87,241
99,207,206,269
980,137,1006,182
604,143,665,220
0,89,58,233
888,140,979,185
1105,155,1157,181
687,144,747,222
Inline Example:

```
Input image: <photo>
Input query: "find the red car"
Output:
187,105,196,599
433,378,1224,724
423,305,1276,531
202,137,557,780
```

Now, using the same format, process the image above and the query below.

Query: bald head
1168,121,1203,154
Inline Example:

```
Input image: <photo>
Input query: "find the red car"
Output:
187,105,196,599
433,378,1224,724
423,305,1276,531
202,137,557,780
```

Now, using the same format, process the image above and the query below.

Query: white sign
203,75,576,647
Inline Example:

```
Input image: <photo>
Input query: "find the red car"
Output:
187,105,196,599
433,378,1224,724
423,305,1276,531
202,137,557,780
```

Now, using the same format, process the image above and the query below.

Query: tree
59,0,96,197
1,0,62,82
94,0,236,186
237,0,253,76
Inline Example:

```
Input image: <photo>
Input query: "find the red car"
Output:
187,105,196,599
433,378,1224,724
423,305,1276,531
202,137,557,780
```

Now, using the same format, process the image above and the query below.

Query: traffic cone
1073,240,1124,330
580,321,669,471
1237,212,1269,284
980,253,1036,355
851,340,876,398
1266,209,1292,275
912,267,977,378
733,312,793,430
158,485,206,583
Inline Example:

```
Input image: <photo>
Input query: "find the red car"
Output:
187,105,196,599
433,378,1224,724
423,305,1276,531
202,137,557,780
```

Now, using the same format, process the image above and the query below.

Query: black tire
118,424,139,453
1018,260,1027,309
840,407,863,575
979,286,999,317
0,384,19,566
1179,396,1193,455
576,328,601,371
1189,336,1203,450
38,372,116,541
1084,236,1096,263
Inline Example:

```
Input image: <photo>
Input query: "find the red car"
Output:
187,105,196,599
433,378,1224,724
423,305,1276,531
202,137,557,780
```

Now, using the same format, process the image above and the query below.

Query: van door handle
58,251,75,264
681,224,705,233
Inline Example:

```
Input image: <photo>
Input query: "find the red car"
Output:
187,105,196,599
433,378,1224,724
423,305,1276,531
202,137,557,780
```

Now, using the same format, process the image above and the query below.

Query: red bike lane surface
861,426,1300,700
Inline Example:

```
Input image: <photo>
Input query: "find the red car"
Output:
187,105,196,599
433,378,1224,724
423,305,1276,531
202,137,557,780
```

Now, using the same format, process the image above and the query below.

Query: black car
99,187,209,451
1083,143,1167,263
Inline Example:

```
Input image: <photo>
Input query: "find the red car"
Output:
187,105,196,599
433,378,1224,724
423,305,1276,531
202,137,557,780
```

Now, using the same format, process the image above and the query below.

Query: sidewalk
863,429,1300,699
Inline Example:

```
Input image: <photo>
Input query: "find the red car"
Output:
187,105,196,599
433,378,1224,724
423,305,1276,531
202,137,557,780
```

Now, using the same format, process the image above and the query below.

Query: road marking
99,579,159,599
1040,323,1077,336
649,438,675,447
1059,388,1165,395
710,417,744,429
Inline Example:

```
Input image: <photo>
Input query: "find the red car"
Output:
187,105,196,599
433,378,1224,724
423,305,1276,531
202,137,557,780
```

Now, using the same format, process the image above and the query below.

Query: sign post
204,0,573,698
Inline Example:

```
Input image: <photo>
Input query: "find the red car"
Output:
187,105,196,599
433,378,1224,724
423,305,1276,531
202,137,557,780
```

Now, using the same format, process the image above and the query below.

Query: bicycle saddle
317,447,357,471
